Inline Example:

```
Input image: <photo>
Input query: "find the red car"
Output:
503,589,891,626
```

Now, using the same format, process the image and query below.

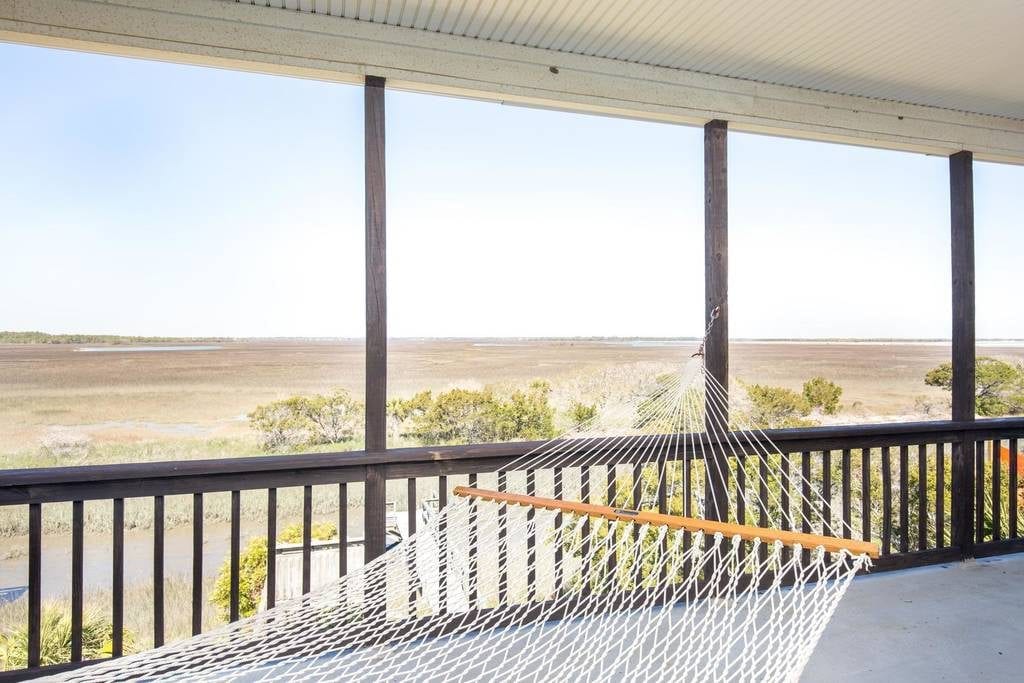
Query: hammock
62,356,875,682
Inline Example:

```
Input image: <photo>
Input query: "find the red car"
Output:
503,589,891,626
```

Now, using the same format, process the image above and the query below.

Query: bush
803,377,842,415
925,357,1024,416
743,383,814,429
389,381,556,445
210,522,338,620
249,390,363,451
0,605,131,669
210,537,268,621
277,522,337,544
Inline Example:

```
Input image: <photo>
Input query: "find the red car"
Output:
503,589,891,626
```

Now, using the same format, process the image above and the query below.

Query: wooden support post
949,150,975,559
704,119,729,522
364,74,388,561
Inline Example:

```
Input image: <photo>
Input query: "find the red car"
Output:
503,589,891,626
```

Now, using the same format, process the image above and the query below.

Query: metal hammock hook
691,305,722,359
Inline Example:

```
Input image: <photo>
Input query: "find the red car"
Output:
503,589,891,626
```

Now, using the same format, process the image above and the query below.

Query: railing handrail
2,417,1023,506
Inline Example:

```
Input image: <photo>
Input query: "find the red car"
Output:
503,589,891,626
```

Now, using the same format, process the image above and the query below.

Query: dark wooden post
704,119,730,521
949,150,975,558
364,75,388,561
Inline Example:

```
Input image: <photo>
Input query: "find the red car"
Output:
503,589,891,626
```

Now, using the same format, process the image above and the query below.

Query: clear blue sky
1,42,1021,339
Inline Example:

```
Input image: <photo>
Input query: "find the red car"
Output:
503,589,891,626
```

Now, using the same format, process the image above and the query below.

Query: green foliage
925,357,1024,416
210,522,337,620
568,401,598,430
389,381,556,445
248,390,363,451
0,605,131,669
743,383,814,429
803,377,842,415
277,522,337,544
211,537,268,621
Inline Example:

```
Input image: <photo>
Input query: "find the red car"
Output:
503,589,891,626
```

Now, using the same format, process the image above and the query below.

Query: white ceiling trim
2,0,1024,164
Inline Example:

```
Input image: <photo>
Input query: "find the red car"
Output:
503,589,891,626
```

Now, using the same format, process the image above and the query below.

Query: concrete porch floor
804,553,1024,681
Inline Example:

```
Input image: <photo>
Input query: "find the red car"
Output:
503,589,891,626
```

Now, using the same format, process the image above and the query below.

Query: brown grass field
3,338,1023,459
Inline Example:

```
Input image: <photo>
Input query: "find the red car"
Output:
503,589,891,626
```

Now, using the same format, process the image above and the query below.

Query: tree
924,357,1024,416
743,383,814,429
803,377,842,415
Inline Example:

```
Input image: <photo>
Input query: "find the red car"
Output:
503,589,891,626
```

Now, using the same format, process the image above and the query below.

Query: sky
1,42,1021,339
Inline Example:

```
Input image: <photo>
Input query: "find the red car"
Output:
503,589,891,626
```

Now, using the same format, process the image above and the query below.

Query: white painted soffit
2,0,1024,164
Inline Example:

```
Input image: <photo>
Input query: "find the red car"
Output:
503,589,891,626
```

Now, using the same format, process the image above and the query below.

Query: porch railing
1,416,1023,679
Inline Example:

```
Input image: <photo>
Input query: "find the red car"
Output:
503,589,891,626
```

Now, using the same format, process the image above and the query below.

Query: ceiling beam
3,0,1024,164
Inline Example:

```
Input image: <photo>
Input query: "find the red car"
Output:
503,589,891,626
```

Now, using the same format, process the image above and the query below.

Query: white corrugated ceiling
244,0,1024,120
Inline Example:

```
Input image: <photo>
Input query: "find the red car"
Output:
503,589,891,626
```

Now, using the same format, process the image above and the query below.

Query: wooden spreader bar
453,486,879,559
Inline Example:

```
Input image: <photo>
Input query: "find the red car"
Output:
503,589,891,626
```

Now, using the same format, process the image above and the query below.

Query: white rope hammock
61,353,874,682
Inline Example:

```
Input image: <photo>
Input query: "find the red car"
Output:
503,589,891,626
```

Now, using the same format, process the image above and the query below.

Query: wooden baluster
192,493,203,635
340,482,349,578
229,491,241,621
780,453,791,563
861,448,872,544
553,468,563,592
899,445,909,554
801,451,812,564
267,488,277,609
841,449,852,540
302,485,312,594
112,498,124,657
918,445,928,550
607,465,618,586
736,453,746,563
991,439,1001,541
936,444,946,547
758,454,768,563
631,463,641,587
580,466,591,589
438,476,448,612
1011,438,1019,538
527,469,537,600
822,450,832,538
468,473,477,608
405,478,415,615
658,458,671,579
975,441,985,544
152,496,164,648
27,503,41,669
881,447,892,555
72,500,85,660
498,471,508,604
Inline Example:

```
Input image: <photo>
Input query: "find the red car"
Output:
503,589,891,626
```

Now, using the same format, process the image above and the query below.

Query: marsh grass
0,576,223,671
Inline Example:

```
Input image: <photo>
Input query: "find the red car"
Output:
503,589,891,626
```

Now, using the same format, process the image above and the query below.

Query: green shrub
210,537,268,621
277,522,337,544
803,377,842,415
249,390,363,451
0,605,131,670
210,522,338,620
390,381,556,445
743,383,814,429
925,357,1024,416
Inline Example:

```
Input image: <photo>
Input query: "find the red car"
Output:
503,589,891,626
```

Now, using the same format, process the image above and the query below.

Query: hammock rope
61,337,874,682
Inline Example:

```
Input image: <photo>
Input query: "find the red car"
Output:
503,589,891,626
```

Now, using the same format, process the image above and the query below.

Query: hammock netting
61,361,871,682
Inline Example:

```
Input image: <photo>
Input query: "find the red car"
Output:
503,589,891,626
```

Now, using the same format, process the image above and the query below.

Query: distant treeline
0,331,234,345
